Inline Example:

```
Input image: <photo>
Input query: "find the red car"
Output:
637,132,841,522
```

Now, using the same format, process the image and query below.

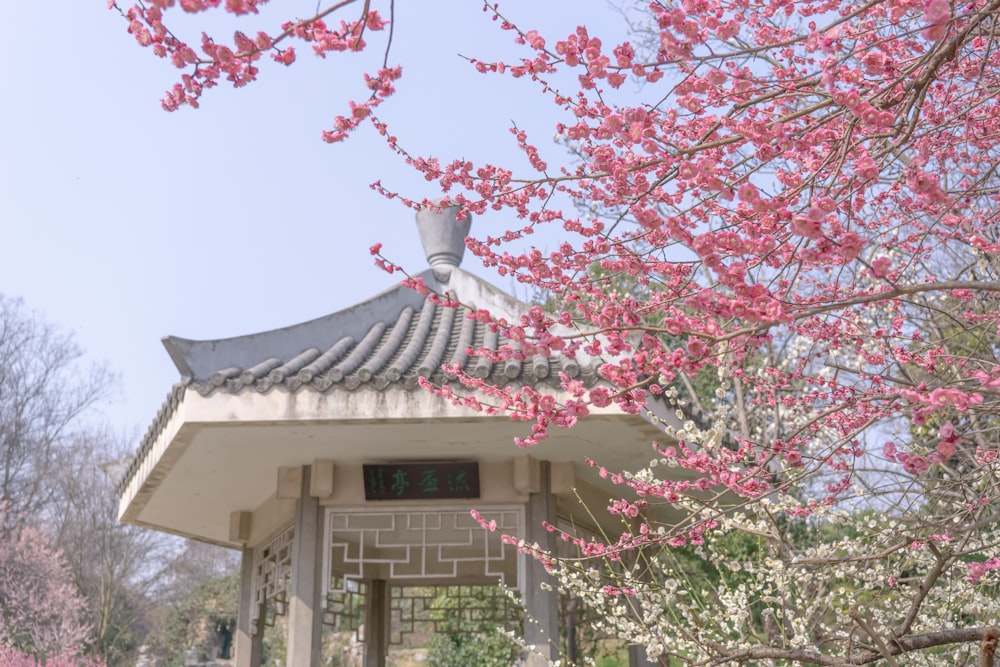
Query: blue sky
0,1,628,437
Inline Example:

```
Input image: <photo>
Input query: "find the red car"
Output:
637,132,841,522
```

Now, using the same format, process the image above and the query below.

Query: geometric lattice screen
324,507,523,588
253,507,526,641
323,582,523,645
323,508,525,643
324,574,366,632
250,525,294,632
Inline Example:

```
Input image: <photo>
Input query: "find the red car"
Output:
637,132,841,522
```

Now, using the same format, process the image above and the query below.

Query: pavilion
116,206,680,667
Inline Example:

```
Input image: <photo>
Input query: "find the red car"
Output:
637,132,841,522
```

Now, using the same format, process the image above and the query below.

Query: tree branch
710,626,998,665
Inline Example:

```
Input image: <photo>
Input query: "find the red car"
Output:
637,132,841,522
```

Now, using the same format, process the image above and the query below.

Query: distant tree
158,540,240,604
0,509,90,660
0,645,104,667
426,628,520,667
49,432,170,666
147,574,238,667
424,587,521,667
140,541,239,666
0,294,111,522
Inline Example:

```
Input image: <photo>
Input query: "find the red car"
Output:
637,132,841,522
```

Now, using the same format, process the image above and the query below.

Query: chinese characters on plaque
362,462,480,500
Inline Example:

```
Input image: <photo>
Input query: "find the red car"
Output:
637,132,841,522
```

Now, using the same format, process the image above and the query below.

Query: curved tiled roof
117,267,600,498
187,293,594,397
118,209,610,503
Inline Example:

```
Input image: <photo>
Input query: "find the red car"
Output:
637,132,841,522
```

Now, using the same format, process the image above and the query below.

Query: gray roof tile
188,294,595,397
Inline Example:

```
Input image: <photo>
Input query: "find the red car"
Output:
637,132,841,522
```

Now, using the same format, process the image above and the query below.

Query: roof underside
121,400,671,548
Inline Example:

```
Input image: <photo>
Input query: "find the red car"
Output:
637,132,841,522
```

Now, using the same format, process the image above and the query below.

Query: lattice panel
325,508,523,585
324,575,366,632
251,525,294,631
389,584,522,645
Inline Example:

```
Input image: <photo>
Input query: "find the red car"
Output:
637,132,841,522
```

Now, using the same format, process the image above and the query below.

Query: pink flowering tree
114,0,1000,663
0,646,104,667
0,515,91,661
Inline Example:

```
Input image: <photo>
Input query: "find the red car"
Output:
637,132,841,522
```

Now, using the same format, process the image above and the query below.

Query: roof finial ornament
415,202,472,281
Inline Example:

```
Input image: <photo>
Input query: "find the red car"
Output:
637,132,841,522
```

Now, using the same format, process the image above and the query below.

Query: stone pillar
234,546,263,667
286,466,324,667
363,579,390,667
523,460,560,667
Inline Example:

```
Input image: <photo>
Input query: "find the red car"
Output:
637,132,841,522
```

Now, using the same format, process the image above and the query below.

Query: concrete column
286,466,324,667
363,579,390,667
523,460,560,667
235,546,263,667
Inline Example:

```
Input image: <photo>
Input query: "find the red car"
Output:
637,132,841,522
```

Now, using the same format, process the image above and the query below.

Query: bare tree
0,295,111,523
49,430,172,666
